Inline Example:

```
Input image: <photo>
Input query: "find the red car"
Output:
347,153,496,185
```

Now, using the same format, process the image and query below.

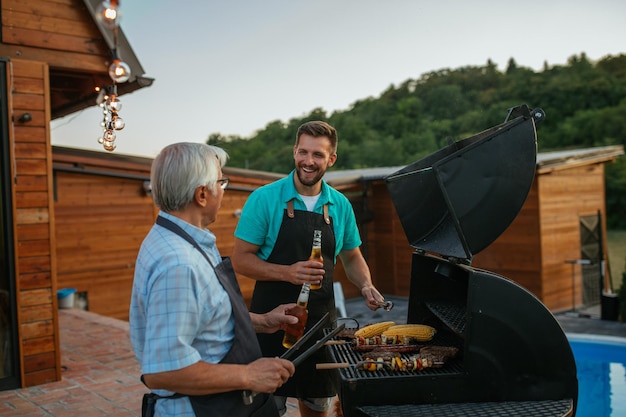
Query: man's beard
296,166,325,187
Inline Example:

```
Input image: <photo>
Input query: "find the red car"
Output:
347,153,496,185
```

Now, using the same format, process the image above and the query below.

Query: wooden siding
52,163,280,318
366,181,412,297
1,0,109,59
50,152,617,322
54,171,156,320
8,59,61,387
328,181,413,300
537,164,607,311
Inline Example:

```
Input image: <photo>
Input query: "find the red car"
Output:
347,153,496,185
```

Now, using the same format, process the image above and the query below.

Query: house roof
0,0,154,119
47,0,154,119
535,145,624,173
53,144,624,186
323,145,625,185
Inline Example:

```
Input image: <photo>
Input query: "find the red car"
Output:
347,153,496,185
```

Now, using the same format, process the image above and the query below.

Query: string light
108,58,131,83
95,0,132,152
96,0,121,30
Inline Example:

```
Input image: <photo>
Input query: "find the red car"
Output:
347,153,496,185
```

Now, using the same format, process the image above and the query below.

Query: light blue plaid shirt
130,211,234,416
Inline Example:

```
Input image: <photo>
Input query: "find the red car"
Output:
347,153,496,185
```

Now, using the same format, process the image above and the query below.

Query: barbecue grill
327,105,578,417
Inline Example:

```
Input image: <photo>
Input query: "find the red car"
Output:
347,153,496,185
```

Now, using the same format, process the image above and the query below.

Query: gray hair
150,142,228,212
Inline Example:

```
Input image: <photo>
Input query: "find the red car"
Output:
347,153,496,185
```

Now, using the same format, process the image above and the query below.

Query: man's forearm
233,253,289,282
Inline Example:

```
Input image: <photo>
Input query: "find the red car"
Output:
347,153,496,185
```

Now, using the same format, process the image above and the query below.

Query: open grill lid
385,105,544,261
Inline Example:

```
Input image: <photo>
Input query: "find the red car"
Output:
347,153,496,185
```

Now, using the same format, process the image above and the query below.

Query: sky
50,0,626,158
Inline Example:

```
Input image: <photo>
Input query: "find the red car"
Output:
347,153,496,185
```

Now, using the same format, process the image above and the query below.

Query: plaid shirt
130,211,234,416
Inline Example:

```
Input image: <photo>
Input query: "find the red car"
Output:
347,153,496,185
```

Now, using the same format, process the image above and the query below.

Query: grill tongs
242,312,345,404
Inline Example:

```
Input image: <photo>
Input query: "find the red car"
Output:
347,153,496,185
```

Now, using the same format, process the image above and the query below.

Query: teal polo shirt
234,170,362,262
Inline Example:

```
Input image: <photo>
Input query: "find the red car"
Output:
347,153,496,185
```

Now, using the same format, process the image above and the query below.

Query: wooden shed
0,0,151,389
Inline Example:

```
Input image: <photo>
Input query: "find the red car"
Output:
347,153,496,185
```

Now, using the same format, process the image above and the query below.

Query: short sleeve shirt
129,211,234,416
234,170,362,262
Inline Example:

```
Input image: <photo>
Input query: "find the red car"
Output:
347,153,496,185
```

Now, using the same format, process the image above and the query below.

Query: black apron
250,201,338,398
142,216,279,417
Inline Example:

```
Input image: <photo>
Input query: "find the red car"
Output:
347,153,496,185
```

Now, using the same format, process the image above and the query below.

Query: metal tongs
374,300,394,311
242,312,346,405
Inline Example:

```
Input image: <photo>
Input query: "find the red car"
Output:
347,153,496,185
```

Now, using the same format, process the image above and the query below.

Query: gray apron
141,216,279,417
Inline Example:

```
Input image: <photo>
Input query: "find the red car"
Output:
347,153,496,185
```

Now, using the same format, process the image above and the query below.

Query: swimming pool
568,334,626,417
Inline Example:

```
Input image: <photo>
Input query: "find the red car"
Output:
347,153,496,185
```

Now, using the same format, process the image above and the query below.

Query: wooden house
0,0,152,388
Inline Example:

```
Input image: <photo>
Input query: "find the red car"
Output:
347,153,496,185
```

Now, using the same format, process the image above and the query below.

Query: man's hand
251,303,298,334
243,357,295,393
286,260,325,286
361,285,386,311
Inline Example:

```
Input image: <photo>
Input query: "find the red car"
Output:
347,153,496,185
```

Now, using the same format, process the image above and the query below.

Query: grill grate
425,302,466,335
329,334,464,381
355,399,574,417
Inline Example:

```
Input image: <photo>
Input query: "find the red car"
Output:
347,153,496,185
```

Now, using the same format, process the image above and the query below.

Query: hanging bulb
108,59,131,83
112,115,125,130
106,98,122,112
103,130,117,142
103,140,117,152
96,0,121,30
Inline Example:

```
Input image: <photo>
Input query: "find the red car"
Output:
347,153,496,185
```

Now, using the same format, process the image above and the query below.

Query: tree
210,53,626,227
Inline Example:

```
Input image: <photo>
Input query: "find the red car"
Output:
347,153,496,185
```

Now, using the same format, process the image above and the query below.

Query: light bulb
112,116,125,130
96,0,121,30
103,130,116,142
103,141,117,152
106,98,122,112
108,59,131,83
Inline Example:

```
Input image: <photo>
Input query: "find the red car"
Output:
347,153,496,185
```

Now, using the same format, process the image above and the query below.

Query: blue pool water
568,334,626,417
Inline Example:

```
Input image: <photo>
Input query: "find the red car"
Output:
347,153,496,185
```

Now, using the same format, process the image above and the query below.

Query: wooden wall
52,160,282,318
329,180,413,300
7,59,61,387
1,0,108,65
50,151,615,321
1,0,148,388
53,163,156,320
537,163,607,311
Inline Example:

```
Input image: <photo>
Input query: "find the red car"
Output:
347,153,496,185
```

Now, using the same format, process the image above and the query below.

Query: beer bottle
308,229,323,290
282,283,310,348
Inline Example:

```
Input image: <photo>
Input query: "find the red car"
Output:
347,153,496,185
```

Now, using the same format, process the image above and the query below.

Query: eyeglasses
217,177,230,190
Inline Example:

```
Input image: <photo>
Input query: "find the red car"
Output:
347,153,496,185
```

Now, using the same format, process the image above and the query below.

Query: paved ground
0,296,623,416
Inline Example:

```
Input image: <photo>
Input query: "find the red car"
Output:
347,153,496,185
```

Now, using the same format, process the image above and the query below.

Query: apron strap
286,200,330,224
156,215,216,268
322,204,330,224
287,200,295,218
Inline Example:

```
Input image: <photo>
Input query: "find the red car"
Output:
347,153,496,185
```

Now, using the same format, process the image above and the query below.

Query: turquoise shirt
234,170,362,262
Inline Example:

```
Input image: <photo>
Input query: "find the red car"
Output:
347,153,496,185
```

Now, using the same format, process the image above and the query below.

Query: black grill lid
385,105,542,260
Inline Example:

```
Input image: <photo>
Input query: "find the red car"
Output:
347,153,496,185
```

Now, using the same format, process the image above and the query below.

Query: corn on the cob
381,324,436,342
353,321,395,338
